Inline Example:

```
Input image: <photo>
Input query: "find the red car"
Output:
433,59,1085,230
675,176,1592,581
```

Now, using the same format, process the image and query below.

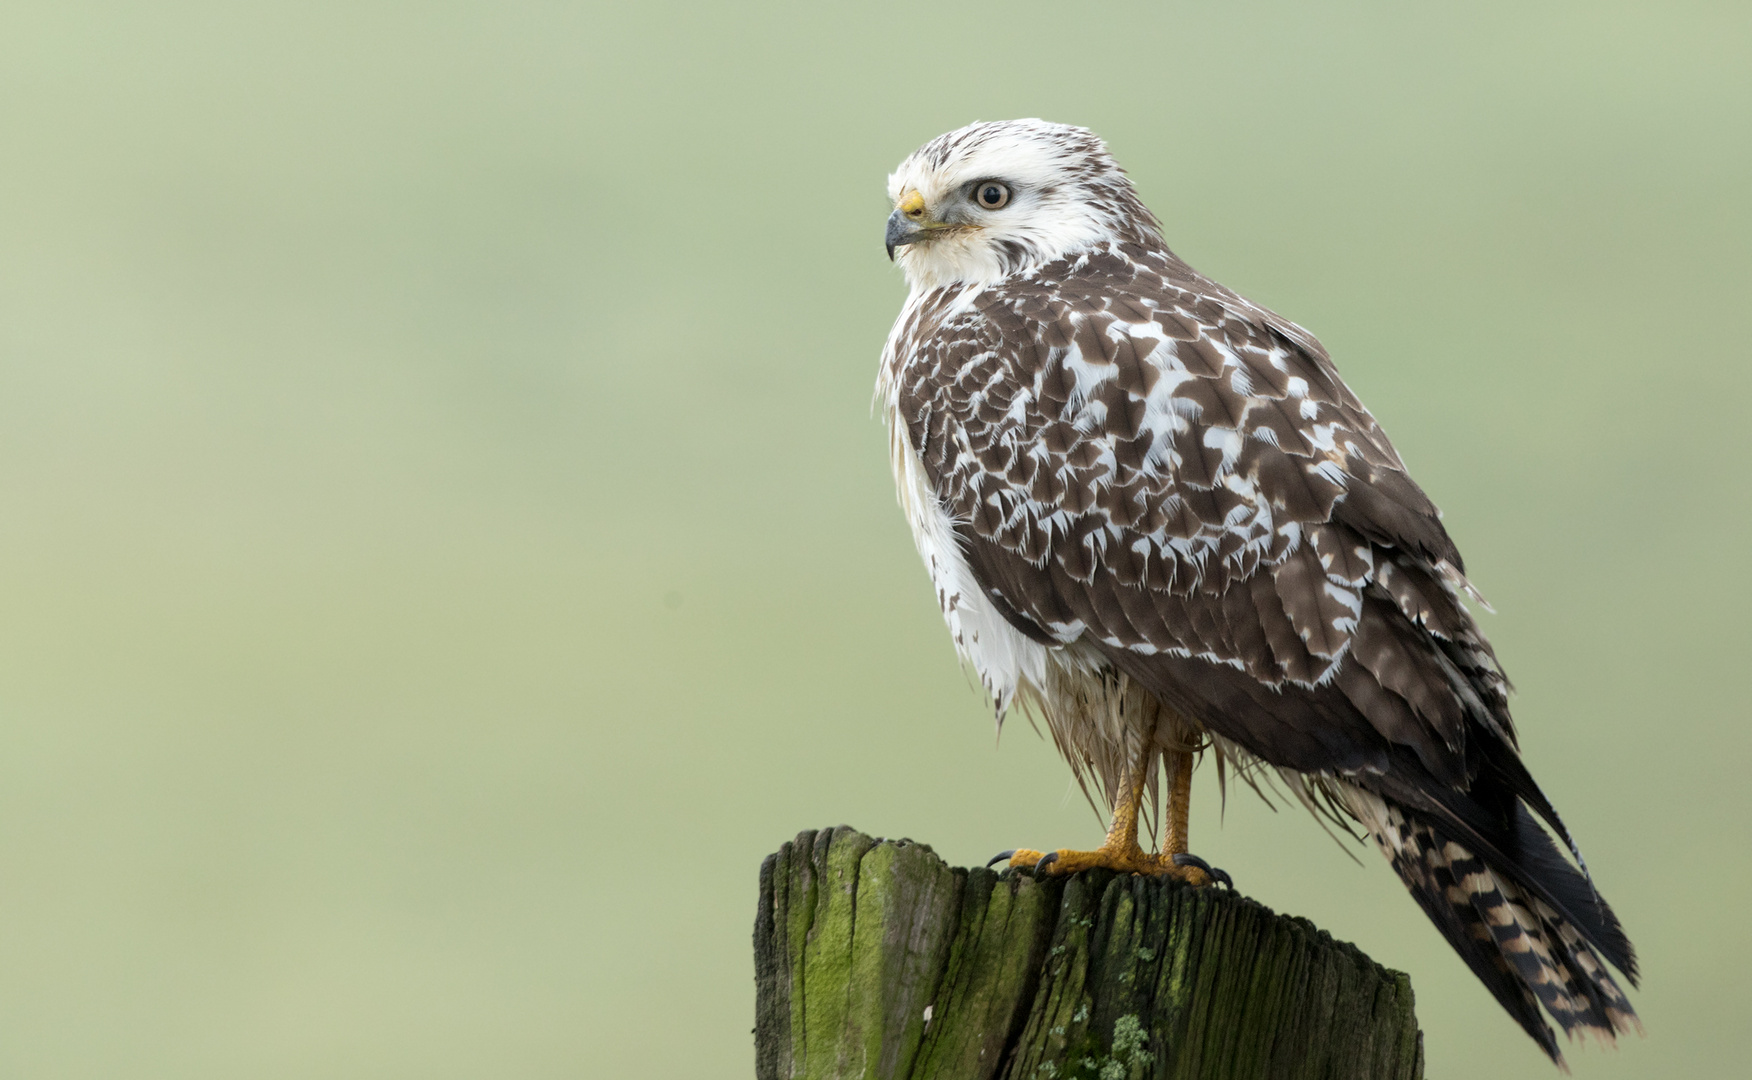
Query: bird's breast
883,396,1048,718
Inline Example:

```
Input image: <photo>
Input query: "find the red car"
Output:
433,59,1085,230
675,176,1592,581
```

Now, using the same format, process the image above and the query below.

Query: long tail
1345,786,1640,1065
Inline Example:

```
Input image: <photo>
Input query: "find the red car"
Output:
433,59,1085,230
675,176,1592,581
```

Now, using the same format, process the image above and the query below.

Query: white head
885,119,1161,292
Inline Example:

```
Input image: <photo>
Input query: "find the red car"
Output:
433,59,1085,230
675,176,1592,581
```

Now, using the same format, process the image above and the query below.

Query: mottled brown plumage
878,120,1637,1063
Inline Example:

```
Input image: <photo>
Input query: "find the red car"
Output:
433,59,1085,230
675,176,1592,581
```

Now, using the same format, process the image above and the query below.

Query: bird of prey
877,119,1638,1062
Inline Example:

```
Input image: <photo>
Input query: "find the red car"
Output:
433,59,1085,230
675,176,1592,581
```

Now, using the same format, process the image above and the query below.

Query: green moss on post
755,827,1423,1080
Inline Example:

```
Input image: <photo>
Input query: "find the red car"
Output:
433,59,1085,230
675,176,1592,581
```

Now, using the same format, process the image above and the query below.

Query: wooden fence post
755,826,1423,1080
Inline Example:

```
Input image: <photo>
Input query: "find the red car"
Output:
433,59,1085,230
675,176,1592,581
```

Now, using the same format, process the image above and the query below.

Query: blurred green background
1,2,1747,1076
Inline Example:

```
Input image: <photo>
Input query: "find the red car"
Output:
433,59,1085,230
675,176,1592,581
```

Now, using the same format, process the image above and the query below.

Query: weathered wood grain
755,827,1422,1080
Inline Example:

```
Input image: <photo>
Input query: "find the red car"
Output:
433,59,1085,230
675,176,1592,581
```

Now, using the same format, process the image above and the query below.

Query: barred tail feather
1345,787,1640,1065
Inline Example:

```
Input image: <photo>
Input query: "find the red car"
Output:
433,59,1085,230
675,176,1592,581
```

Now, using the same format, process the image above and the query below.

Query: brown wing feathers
898,242,1638,1058
963,515,1640,1060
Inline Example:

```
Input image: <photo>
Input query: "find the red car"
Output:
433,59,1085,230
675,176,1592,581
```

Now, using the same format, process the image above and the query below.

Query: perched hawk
877,119,1638,1062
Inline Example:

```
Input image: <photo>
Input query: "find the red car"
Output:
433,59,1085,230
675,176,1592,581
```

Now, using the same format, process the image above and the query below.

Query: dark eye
974,181,1011,209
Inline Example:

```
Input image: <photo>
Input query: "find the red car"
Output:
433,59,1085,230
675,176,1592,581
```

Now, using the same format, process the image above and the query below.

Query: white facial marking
886,119,1157,292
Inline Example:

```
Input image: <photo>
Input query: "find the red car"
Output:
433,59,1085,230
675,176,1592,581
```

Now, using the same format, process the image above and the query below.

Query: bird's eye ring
973,181,1011,210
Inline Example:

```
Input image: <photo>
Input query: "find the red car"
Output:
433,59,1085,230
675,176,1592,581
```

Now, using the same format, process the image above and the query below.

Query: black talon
986,849,1017,869
1172,852,1232,888
1034,852,1059,874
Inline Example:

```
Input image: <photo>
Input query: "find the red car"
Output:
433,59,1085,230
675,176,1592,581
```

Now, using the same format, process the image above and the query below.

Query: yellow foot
988,846,1231,887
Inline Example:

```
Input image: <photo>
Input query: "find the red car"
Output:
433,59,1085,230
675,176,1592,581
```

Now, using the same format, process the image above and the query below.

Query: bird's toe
1169,851,1233,888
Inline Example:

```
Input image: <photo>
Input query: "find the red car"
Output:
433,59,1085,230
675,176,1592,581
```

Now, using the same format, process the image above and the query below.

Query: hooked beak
885,189,938,261
885,210,924,261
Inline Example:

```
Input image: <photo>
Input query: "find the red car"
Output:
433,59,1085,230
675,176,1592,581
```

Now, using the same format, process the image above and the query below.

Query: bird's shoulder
891,242,1459,588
